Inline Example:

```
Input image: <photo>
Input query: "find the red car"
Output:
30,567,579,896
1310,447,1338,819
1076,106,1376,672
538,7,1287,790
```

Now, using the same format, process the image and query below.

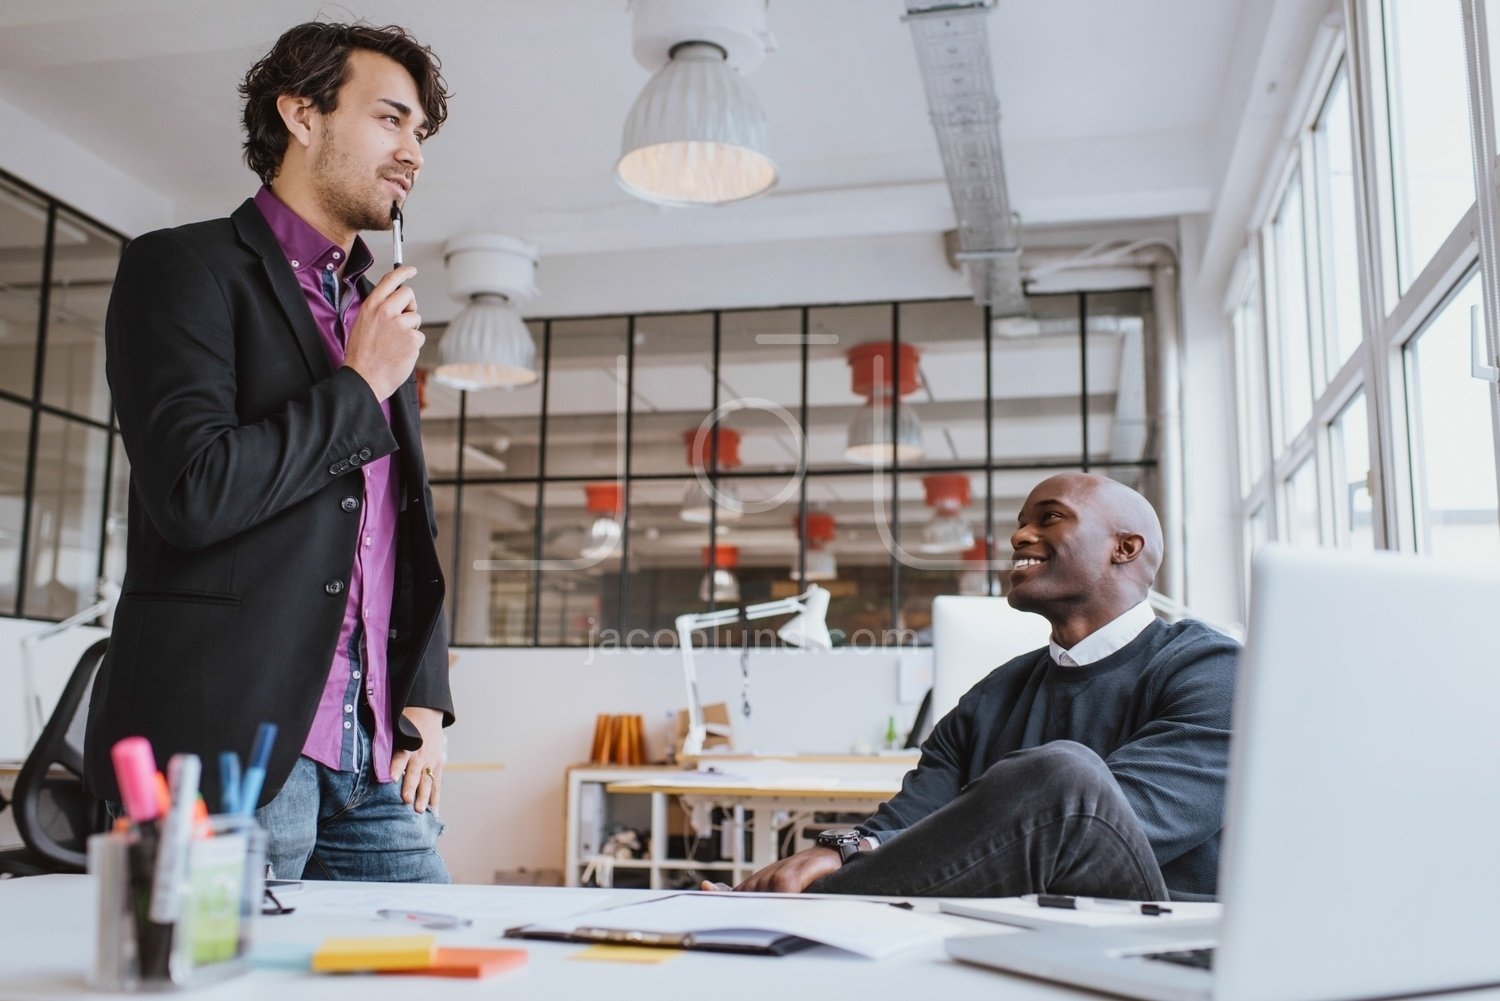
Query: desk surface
3,877,1498,1001
0,877,1076,1001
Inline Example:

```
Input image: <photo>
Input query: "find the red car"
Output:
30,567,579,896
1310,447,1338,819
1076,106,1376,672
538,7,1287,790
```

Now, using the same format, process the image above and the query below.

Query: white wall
0,94,170,237
1177,214,1244,623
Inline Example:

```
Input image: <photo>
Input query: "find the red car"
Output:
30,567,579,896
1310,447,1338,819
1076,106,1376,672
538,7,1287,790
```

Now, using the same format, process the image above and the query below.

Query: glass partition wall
0,170,125,622
421,290,1159,647
0,165,1162,647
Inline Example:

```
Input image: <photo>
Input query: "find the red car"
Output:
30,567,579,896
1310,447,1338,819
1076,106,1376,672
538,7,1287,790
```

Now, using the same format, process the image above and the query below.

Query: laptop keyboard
1143,947,1215,970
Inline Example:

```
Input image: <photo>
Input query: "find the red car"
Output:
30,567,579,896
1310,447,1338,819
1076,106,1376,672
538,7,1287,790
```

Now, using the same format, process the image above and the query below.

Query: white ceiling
0,0,1250,290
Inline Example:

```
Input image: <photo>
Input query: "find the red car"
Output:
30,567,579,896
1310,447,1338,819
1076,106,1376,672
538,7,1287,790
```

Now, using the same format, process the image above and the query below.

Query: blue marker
218,751,241,815
236,722,277,817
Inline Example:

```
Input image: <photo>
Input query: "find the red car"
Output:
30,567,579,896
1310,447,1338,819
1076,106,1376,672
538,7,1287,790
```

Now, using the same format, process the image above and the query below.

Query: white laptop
946,546,1500,1001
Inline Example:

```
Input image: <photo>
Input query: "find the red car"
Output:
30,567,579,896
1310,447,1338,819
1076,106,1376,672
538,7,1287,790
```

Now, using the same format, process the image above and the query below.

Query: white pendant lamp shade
436,234,540,390
845,390,924,465
790,546,837,582
699,567,741,604
921,511,975,553
959,539,997,596
436,295,536,390
699,544,741,604
616,40,778,206
680,479,744,524
919,474,974,552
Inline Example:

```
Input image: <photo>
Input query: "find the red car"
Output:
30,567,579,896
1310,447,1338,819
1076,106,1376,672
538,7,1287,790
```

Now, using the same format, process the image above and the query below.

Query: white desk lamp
19,577,119,746
674,583,832,758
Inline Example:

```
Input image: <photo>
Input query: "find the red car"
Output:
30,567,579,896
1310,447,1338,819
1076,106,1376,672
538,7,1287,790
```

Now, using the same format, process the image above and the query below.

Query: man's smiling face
1007,474,1120,617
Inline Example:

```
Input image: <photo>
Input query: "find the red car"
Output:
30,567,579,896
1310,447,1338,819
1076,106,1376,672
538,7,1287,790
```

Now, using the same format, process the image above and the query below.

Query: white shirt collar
1049,600,1157,668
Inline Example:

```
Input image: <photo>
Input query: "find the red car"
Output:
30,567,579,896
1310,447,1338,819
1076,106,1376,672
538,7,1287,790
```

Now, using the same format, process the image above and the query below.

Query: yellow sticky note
570,944,681,964
312,934,437,973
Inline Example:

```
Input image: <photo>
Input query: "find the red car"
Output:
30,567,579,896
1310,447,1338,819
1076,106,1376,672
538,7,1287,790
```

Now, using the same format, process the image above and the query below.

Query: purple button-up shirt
254,185,400,783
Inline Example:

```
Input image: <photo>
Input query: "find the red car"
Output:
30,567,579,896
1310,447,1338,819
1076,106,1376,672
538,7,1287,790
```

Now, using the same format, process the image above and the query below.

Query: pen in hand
391,202,403,268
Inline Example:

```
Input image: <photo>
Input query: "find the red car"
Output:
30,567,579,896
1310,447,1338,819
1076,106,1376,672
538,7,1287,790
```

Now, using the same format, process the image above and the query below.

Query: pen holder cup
89,815,266,991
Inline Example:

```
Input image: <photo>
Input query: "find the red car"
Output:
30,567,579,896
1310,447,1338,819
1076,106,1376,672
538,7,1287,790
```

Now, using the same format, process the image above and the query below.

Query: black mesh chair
0,638,109,877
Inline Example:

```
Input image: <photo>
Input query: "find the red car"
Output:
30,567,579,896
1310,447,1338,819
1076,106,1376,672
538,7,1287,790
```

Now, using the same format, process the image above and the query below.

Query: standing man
85,22,455,883
708,474,1238,900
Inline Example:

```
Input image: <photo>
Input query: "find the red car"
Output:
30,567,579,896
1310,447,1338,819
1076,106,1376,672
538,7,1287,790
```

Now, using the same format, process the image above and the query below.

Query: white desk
3,876,1499,1001
0,876,1077,1000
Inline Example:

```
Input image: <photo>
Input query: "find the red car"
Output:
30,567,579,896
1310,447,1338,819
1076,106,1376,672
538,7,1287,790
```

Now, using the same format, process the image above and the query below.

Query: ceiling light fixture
616,0,778,207
919,474,975,553
582,483,624,559
435,234,540,390
699,544,741,604
958,538,998,596
681,427,744,524
845,342,924,465
791,511,838,582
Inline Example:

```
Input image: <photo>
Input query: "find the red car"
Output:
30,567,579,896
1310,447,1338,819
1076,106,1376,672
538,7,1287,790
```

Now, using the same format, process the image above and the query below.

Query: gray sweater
861,618,1239,899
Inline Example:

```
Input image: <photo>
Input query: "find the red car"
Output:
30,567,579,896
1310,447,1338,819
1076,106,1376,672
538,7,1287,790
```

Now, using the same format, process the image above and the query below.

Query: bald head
1008,473,1165,629
1062,473,1163,591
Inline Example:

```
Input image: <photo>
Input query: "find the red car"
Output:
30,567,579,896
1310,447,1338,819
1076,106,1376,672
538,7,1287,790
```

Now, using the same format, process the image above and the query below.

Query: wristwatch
815,827,867,865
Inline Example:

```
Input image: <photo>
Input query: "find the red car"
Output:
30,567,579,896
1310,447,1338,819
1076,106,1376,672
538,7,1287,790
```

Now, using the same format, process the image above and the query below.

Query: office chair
0,638,109,877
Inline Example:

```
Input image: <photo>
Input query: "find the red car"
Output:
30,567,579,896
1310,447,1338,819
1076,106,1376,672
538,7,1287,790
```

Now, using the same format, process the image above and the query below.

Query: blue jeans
811,741,1170,899
255,718,449,884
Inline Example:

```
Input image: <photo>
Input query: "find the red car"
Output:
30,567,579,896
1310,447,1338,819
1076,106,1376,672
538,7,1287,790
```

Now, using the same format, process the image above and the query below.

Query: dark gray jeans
809,741,1168,898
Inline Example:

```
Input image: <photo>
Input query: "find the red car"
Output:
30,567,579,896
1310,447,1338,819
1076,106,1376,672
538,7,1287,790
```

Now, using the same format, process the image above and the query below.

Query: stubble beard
312,127,391,234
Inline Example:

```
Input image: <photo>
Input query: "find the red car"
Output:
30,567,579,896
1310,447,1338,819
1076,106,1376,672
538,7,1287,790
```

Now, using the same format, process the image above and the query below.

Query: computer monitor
927,596,1051,736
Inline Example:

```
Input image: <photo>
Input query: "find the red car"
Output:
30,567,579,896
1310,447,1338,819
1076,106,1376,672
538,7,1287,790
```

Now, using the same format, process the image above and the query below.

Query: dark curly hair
239,22,450,183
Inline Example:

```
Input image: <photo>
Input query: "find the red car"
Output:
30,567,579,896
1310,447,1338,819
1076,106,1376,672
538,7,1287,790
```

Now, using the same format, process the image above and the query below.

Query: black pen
391,202,403,267
1033,894,1172,917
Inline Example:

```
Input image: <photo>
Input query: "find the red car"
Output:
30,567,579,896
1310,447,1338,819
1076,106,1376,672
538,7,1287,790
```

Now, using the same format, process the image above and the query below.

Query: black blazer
84,199,452,810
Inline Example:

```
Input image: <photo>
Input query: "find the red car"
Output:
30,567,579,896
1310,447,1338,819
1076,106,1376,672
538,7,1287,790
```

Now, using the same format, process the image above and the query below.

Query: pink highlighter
110,736,173,978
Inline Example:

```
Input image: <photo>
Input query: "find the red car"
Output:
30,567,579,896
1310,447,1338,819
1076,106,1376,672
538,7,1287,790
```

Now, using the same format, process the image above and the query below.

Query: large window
0,171,124,622
425,291,1159,647
1231,1,1500,603
1380,0,1475,294
1403,272,1499,563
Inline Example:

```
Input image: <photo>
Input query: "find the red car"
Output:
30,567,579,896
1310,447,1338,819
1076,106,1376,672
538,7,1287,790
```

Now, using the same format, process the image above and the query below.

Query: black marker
1035,894,1171,917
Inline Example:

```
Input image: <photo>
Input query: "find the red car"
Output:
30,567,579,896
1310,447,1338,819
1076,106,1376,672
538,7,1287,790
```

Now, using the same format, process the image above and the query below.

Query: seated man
706,473,1237,901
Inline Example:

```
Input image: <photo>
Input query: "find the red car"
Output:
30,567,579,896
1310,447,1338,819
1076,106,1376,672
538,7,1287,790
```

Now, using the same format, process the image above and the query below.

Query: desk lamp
674,584,832,758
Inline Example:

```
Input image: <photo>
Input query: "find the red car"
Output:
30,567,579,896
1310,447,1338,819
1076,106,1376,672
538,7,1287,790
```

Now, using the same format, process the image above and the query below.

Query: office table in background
568,755,915,887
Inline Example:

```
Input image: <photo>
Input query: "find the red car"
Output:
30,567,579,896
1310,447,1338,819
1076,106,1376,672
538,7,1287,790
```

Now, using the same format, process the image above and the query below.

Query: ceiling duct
903,0,1027,317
